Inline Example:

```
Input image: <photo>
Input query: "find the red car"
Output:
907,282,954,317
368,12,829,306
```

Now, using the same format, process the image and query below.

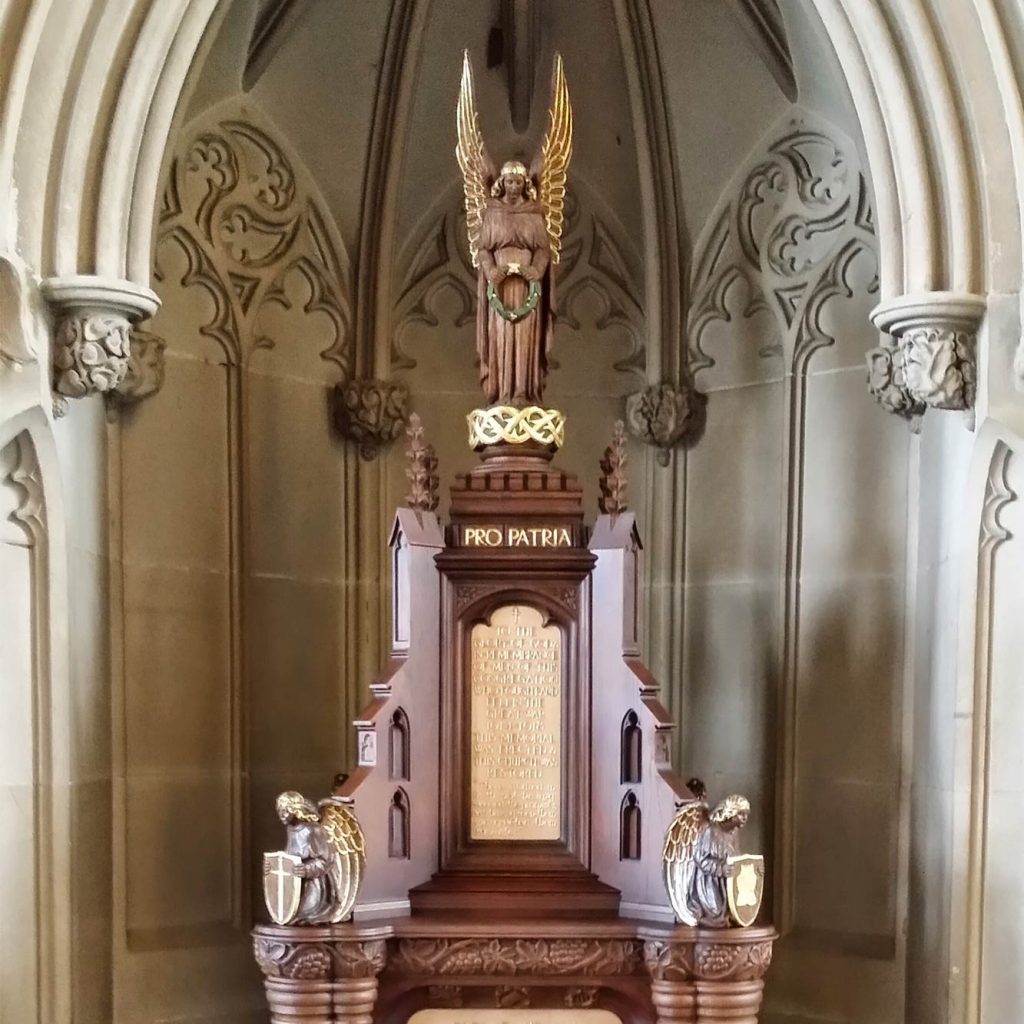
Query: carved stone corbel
869,291,985,419
865,333,925,429
332,378,409,460
107,330,167,409
625,378,706,466
42,275,159,415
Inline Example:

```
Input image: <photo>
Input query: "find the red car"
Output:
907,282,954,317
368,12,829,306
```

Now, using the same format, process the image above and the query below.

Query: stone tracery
0,4,1023,1024
688,119,878,377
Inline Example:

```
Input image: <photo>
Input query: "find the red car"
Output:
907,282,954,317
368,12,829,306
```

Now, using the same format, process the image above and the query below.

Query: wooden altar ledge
252,918,776,1024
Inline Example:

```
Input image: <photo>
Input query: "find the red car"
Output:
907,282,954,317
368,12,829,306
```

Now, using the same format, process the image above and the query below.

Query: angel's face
502,173,526,199
724,810,749,831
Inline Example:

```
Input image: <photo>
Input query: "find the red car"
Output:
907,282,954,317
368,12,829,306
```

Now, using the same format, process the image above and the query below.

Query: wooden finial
598,420,628,515
405,413,439,512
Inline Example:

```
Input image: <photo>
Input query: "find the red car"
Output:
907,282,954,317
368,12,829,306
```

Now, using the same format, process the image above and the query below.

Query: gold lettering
470,604,562,840
463,524,573,547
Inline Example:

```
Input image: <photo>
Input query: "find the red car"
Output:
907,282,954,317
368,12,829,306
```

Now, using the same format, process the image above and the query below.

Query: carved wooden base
253,921,775,1024
253,925,388,1024
642,925,774,1024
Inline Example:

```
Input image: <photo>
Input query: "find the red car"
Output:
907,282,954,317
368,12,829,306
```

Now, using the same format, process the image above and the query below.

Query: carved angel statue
662,783,757,928
457,50,572,408
263,791,365,926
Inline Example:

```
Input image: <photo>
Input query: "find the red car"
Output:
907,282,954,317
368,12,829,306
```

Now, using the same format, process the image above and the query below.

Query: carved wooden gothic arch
619,791,641,861
621,710,642,785
389,787,412,859
390,706,411,782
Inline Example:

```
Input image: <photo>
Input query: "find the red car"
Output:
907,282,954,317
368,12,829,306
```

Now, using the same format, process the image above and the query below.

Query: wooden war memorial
252,50,775,1024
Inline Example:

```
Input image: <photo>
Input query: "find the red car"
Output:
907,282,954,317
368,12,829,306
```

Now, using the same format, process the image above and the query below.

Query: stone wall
2,3,1024,1024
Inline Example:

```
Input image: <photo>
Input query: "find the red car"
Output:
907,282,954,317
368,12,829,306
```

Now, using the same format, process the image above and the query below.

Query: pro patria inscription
462,524,574,548
470,604,562,840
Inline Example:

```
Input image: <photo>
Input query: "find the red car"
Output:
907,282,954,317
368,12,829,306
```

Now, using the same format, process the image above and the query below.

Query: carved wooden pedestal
642,925,775,1024
253,921,775,1024
253,925,389,1024
253,440,777,1023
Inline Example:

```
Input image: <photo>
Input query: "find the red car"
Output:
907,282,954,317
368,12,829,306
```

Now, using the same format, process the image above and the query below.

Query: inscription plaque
470,604,562,840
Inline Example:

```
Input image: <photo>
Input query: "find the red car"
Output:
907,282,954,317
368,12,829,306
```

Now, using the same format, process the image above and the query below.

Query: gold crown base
467,405,566,454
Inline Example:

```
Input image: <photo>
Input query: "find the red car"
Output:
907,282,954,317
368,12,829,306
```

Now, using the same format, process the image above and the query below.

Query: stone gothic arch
0,410,71,1024
1,4,1024,1024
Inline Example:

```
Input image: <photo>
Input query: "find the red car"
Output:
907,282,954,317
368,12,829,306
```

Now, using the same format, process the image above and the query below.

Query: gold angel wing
662,800,709,925
319,799,366,923
663,801,708,863
537,53,573,264
456,50,494,268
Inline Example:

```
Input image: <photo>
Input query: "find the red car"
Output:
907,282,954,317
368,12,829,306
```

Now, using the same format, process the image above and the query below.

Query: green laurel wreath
487,279,542,323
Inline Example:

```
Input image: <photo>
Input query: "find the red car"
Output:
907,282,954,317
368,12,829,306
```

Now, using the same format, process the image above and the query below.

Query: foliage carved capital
624,379,705,465
42,274,159,414
869,290,985,417
332,378,409,459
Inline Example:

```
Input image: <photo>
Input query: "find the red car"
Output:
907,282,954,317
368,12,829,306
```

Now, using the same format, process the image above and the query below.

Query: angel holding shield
457,51,572,408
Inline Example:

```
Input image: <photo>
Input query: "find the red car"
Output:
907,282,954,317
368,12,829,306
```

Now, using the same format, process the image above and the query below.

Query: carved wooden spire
598,420,628,515
405,413,439,513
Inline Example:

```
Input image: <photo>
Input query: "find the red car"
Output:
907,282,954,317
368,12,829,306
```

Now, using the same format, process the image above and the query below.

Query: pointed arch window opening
388,788,411,859
390,706,410,781
621,709,642,784
620,791,641,861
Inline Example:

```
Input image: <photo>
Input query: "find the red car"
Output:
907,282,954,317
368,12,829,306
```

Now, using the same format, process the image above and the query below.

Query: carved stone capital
903,326,976,411
108,330,167,408
332,378,409,459
42,275,159,413
870,291,985,414
865,334,924,428
625,379,706,466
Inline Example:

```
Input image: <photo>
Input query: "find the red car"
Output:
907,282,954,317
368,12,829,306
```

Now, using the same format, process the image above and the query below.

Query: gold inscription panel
470,604,562,841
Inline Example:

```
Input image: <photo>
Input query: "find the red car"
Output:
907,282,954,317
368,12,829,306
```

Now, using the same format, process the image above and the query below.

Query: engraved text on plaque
470,604,562,840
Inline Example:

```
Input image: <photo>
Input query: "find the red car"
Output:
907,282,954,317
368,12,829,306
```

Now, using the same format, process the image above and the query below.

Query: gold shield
726,854,765,927
263,851,302,925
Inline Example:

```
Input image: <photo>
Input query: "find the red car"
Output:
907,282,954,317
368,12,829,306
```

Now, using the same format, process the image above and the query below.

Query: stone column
643,925,775,1024
253,924,388,1024
867,291,986,424
41,274,159,414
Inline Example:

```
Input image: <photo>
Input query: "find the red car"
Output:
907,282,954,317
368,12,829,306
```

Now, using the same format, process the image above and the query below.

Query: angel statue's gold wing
537,53,573,264
319,798,366,924
456,50,494,268
662,801,709,925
